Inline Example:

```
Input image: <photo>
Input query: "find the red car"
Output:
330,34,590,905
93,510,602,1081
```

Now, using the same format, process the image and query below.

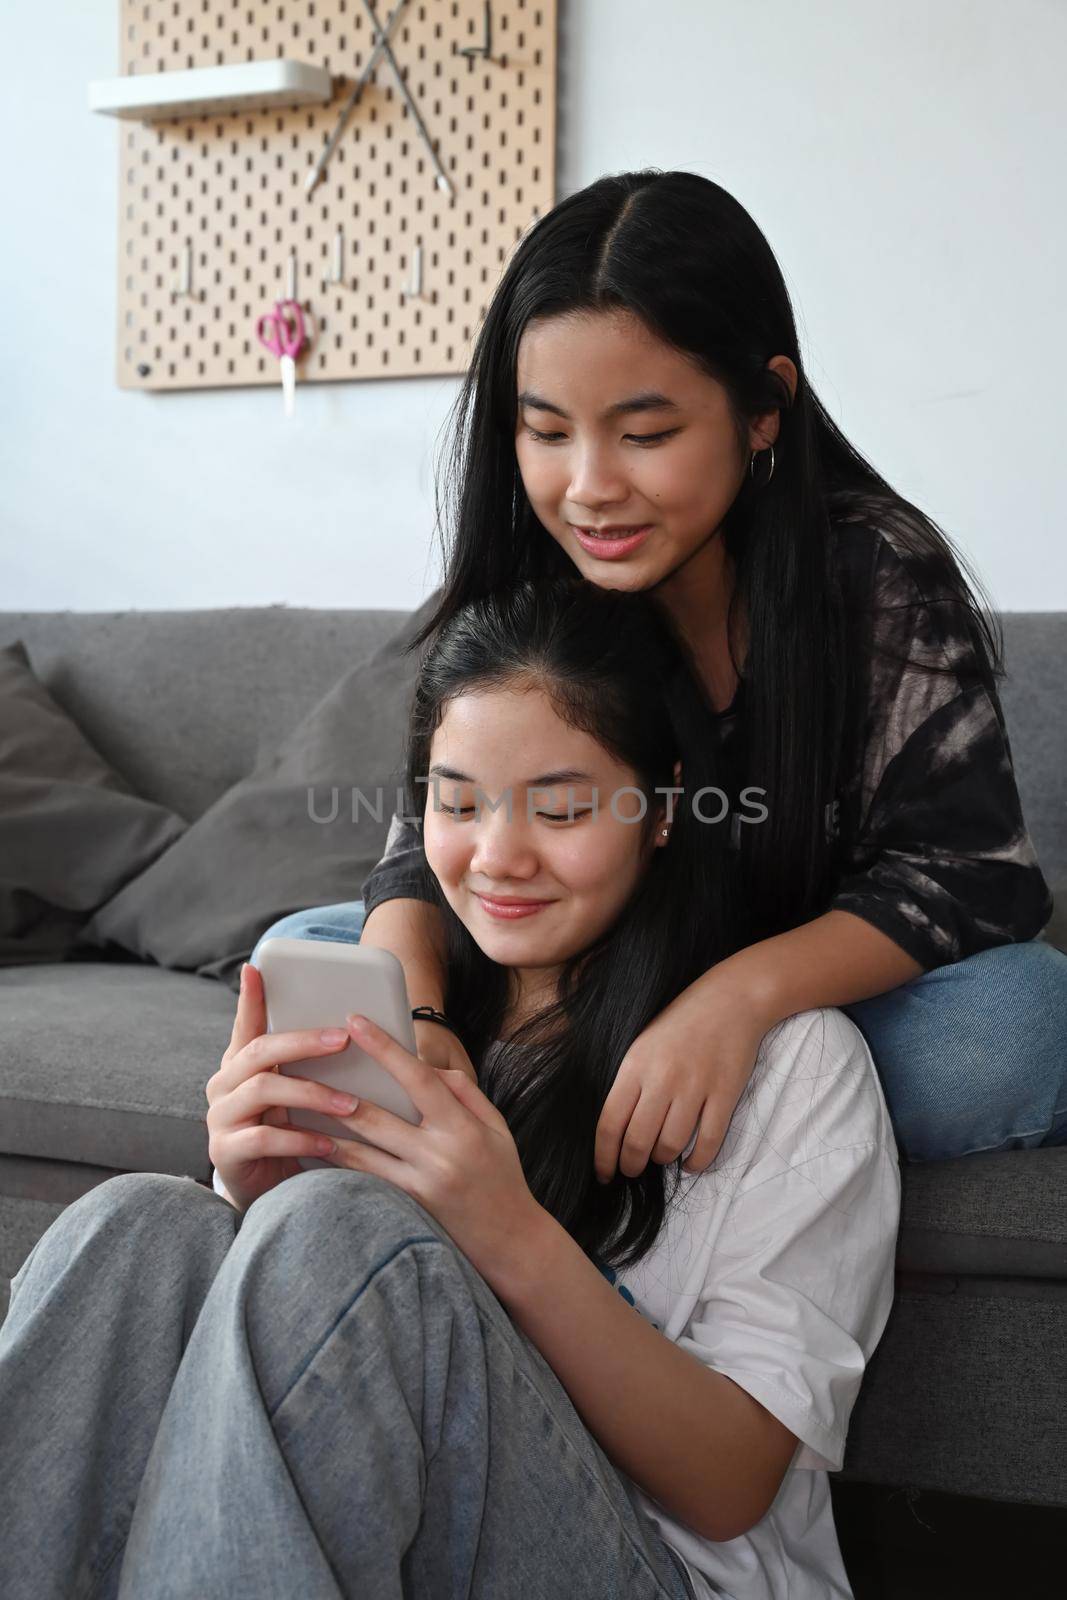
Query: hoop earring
749,443,775,486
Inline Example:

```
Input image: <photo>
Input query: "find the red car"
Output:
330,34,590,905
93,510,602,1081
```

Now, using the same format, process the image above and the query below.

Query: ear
749,355,798,449
653,761,681,848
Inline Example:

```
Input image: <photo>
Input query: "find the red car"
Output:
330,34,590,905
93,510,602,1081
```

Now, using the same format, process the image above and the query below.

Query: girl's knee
948,937,1067,995
249,901,366,967
236,1172,463,1338
944,941,1067,1057
245,1168,444,1252
22,1174,221,1283
86,1172,228,1235
81,1171,197,1215
1015,936,1067,1006
249,908,328,966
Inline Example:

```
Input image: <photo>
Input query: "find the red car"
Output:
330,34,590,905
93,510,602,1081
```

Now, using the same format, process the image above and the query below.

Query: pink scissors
256,299,306,416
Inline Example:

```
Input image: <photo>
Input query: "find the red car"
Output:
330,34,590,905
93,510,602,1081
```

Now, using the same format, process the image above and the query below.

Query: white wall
3,1,1064,611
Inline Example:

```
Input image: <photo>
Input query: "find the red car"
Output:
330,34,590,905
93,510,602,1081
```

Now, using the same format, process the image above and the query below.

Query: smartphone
256,936,422,1172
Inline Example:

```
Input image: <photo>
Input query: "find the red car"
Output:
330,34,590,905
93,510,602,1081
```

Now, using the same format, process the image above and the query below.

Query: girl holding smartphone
2,579,899,1600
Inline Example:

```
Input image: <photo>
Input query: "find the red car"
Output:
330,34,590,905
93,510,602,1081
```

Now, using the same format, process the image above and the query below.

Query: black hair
404,576,734,1269
400,168,1002,947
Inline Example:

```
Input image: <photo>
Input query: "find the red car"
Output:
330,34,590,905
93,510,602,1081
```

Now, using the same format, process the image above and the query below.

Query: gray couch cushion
839,1268,1067,1503
895,1148,1067,1278
77,612,434,990
0,963,231,1175
0,640,187,966
0,608,409,823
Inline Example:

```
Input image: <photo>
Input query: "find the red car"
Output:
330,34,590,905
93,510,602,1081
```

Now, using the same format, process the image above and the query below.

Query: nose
567,438,629,509
468,803,540,883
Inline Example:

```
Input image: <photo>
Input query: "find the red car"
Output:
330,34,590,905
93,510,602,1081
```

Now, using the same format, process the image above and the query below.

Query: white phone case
257,936,421,1172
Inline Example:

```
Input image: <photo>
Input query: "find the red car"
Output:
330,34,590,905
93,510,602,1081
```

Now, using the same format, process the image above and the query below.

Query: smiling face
421,678,671,1022
514,307,753,596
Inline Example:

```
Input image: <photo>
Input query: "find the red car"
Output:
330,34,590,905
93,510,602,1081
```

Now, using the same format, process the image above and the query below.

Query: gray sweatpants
0,1166,696,1599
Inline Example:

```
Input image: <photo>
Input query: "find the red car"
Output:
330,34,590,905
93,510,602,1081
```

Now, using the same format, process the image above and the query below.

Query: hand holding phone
205,939,420,1210
261,937,421,1170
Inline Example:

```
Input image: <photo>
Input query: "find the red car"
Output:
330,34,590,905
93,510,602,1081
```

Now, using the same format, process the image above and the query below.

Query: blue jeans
0,1169,696,1599
252,902,1067,1164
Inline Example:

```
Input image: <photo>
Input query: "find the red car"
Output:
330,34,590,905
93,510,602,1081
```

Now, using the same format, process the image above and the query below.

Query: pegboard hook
400,242,424,301
172,241,199,301
326,227,345,286
458,2,495,61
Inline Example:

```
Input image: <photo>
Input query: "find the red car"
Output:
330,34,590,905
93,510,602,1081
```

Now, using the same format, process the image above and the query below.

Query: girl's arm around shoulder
359,894,449,1013
360,810,435,921
710,906,925,1029
592,909,916,1184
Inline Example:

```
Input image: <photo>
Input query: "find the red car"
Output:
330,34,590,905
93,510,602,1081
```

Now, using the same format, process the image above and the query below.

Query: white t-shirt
597,1006,900,1600
213,1005,900,1600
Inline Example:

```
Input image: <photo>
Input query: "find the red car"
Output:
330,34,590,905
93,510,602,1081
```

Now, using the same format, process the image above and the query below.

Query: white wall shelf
88,60,333,122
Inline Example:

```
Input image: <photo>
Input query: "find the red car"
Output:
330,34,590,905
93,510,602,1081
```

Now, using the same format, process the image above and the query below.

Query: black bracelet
411,1005,462,1040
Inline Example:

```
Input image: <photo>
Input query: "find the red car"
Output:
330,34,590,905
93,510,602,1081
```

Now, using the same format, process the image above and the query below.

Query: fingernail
320,1028,348,1045
347,1014,368,1033
239,964,247,988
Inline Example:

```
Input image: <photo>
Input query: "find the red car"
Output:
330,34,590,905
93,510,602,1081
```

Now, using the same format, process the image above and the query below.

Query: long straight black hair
400,169,1002,948
404,576,735,1269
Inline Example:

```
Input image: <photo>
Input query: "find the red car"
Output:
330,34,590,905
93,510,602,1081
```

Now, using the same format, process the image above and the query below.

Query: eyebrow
428,763,596,786
516,389,681,422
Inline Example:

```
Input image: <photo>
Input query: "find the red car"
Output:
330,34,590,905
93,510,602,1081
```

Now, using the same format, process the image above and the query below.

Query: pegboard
115,1,558,392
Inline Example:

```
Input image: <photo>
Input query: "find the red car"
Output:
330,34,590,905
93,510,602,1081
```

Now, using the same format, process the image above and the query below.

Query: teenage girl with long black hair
275,167,1065,1174
2,579,901,1600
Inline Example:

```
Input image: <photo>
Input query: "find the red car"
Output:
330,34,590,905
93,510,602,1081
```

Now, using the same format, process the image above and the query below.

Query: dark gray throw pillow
80,595,439,991
0,639,188,965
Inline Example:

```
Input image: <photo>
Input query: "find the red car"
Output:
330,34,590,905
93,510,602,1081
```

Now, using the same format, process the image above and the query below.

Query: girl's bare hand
593,967,771,1183
321,1014,544,1299
204,963,359,1211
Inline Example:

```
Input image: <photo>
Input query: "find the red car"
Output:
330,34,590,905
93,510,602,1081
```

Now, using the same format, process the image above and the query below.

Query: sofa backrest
992,615,1066,884
0,607,1063,884
0,607,407,822
998,614,1062,889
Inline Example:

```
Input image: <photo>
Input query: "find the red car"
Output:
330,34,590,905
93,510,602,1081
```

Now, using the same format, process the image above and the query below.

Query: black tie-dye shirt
360,501,1053,972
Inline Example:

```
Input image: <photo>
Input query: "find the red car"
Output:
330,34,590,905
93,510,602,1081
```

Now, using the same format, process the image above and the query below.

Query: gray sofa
1,605,1064,1517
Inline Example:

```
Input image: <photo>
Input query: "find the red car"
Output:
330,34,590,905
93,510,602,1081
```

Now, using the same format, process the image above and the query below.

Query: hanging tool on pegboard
305,0,455,201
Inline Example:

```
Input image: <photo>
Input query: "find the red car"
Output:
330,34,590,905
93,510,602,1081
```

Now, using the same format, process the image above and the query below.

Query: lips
477,895,549,905
474,892,554,920
571,525,653,560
